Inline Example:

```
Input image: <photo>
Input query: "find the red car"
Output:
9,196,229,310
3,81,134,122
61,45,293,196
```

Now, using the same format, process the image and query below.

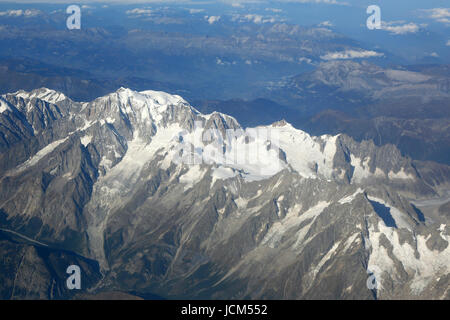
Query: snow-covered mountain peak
14,87,68,104
82,87,197,134
110,87,189,109
0,87,430,190
270,119,290,127
1,87,449,300
96,87,188,110
139,89,187,106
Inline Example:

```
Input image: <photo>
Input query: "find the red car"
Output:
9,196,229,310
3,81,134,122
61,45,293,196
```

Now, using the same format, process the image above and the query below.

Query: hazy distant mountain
0,12,388,101
0,88,448,299
0,57,180,102
253,61,450,165
265,60,450,113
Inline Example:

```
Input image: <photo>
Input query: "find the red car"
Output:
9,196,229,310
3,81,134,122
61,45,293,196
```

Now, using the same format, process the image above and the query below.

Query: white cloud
205,15,221,24
447,40,450,46
215,57,237,65
232,13,278,24
0,9,41,17
380,21,421,35
422,8,450,25
278,0,349,6
0,0,348,5
318,20,333,27
265,8,282,13
321,49,384,60
188,8,204,14
126,8,152,17
244,14,263,23
298,57,312,64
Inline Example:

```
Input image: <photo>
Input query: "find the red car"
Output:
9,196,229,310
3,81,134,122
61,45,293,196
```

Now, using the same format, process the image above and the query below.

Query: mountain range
0,87,448,299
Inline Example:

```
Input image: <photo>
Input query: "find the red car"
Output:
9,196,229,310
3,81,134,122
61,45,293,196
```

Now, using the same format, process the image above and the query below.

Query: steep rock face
0,88,449,299
0,230,102,300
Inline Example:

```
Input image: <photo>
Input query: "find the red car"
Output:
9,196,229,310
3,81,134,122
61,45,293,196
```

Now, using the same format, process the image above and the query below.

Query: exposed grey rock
0,88,449,300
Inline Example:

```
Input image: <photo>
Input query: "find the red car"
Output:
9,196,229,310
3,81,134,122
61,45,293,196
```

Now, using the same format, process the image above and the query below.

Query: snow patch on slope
368,221,450,295
179,165,207,191
212,166,239,185
9,137,68,175
388,168,415,180
15,88,68,104
271,123,338,179
261,201,330,249
80,135,92,147
0,97,12,113
310,240,342,281
339,188,364,204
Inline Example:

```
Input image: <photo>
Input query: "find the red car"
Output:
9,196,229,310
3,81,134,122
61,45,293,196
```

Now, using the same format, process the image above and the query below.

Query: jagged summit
0,87,435,187
107,87,189,107
271,119,289,127
13,87,68,104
